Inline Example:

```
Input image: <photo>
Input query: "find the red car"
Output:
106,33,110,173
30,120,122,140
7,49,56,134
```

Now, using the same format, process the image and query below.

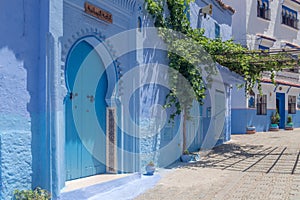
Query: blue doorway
65,40,108,180
276,93,285,129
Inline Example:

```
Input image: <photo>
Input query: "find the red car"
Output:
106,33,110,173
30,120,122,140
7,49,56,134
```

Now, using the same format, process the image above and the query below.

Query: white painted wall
224,0,300,110
190,1,233,41
224,0,300,48
235,82,300,110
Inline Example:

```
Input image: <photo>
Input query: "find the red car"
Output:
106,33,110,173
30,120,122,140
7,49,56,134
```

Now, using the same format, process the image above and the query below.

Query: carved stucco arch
61,27,121,106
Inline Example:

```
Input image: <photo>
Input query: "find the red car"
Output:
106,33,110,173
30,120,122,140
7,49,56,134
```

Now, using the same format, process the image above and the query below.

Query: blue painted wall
231,109,278,133
0,0,64,198
0,0,236,198
0,0,41,199
292,111,300,127
232,108,300,134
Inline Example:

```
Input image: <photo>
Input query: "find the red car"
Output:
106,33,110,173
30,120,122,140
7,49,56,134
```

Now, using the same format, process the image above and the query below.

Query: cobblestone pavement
135,129,300,200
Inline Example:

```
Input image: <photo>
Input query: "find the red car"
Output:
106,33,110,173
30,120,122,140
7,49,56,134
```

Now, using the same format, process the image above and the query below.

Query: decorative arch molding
61,28,121,106
61,27,119,64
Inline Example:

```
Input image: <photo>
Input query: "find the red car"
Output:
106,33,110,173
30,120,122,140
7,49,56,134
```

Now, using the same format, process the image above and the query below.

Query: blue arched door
65,40,108,180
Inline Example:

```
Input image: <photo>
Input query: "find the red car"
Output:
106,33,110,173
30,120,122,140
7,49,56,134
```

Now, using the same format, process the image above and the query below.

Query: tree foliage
145,0,299,153
145,0,298,114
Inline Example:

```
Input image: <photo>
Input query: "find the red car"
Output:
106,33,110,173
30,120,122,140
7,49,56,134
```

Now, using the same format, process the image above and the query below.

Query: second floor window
257,0,270,20
258,45,269,50
282,5,298,29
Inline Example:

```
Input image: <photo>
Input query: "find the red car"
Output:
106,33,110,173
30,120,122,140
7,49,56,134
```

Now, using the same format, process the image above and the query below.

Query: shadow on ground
172,143,300,175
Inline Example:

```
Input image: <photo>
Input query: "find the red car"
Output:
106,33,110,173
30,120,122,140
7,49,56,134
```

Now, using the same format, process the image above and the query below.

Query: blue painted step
59,173,141,200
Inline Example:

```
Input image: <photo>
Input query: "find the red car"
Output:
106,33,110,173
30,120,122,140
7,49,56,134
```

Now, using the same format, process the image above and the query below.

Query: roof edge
215,0,235,14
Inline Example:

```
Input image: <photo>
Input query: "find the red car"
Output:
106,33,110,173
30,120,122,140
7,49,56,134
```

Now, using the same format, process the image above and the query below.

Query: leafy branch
144,0,298,151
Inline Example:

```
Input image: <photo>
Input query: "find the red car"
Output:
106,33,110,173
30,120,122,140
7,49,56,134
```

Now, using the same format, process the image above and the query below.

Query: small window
257,94,267,115
257,0,270,20
215,23,220,38
259,45,269,50
297,94,300,109
138,17,142,32
248,90,255,108
282,5,298,29
288,95,296,114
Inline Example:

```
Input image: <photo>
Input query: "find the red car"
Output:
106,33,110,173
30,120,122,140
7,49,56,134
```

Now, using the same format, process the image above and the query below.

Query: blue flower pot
246,126,255,131
285,123,294,130
145,165,155,175
181,155,192,162
246,126,256,134
270,124,279,131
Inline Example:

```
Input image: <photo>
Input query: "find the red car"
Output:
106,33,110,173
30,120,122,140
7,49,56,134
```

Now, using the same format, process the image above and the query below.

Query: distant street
135,129,300,200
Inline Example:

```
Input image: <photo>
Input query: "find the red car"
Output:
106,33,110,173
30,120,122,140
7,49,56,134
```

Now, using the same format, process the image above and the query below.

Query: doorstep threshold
62,174,130,193
59,173,141,200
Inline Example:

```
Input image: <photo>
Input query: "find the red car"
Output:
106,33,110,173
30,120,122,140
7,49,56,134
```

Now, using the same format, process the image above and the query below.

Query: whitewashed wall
224,0,300,48
190,1,233,41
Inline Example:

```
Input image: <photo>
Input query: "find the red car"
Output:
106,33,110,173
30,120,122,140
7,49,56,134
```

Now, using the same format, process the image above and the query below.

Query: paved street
135,129,300,200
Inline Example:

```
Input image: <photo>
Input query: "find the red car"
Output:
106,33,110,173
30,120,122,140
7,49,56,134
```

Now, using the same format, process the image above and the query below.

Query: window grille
288,95,296,114
257,0,270,20
257,94,267,115
282,5,298,29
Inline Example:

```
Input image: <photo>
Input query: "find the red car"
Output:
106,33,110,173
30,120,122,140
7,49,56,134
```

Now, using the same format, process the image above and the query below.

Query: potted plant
180,149,192,163
145,161,155,175
285,115,294,130
246,125,256,134
270,111,280,131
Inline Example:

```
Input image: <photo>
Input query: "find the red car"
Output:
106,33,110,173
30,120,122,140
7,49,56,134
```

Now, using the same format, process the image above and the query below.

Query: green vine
144,0,298,109
144,0,298,151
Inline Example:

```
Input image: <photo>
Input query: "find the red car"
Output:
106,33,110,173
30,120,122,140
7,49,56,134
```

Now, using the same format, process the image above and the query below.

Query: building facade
0,0,236,199
224,0,300,133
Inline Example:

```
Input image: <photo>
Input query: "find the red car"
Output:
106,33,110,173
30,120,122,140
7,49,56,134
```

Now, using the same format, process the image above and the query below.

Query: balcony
257,7,270,20
282,16,299,29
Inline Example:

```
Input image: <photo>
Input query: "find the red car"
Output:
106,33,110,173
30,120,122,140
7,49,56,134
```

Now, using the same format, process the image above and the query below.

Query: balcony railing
257,7,270,20
282,15,299,29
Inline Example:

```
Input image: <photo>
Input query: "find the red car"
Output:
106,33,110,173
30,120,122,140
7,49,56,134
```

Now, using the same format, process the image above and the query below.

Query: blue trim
287,86,292,93
138,17,142,32
261,0,269,7
215,23,220,38
258,45,269,50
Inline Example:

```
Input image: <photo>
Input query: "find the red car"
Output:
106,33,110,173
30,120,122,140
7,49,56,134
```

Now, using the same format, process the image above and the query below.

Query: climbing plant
145,0,299,152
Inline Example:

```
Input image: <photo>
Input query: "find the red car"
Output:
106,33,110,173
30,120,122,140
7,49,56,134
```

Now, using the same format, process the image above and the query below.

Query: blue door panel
276,93,285,129
65,40,107,180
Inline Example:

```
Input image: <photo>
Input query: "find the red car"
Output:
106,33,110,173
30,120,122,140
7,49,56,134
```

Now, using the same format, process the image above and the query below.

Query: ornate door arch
65,38,109,180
